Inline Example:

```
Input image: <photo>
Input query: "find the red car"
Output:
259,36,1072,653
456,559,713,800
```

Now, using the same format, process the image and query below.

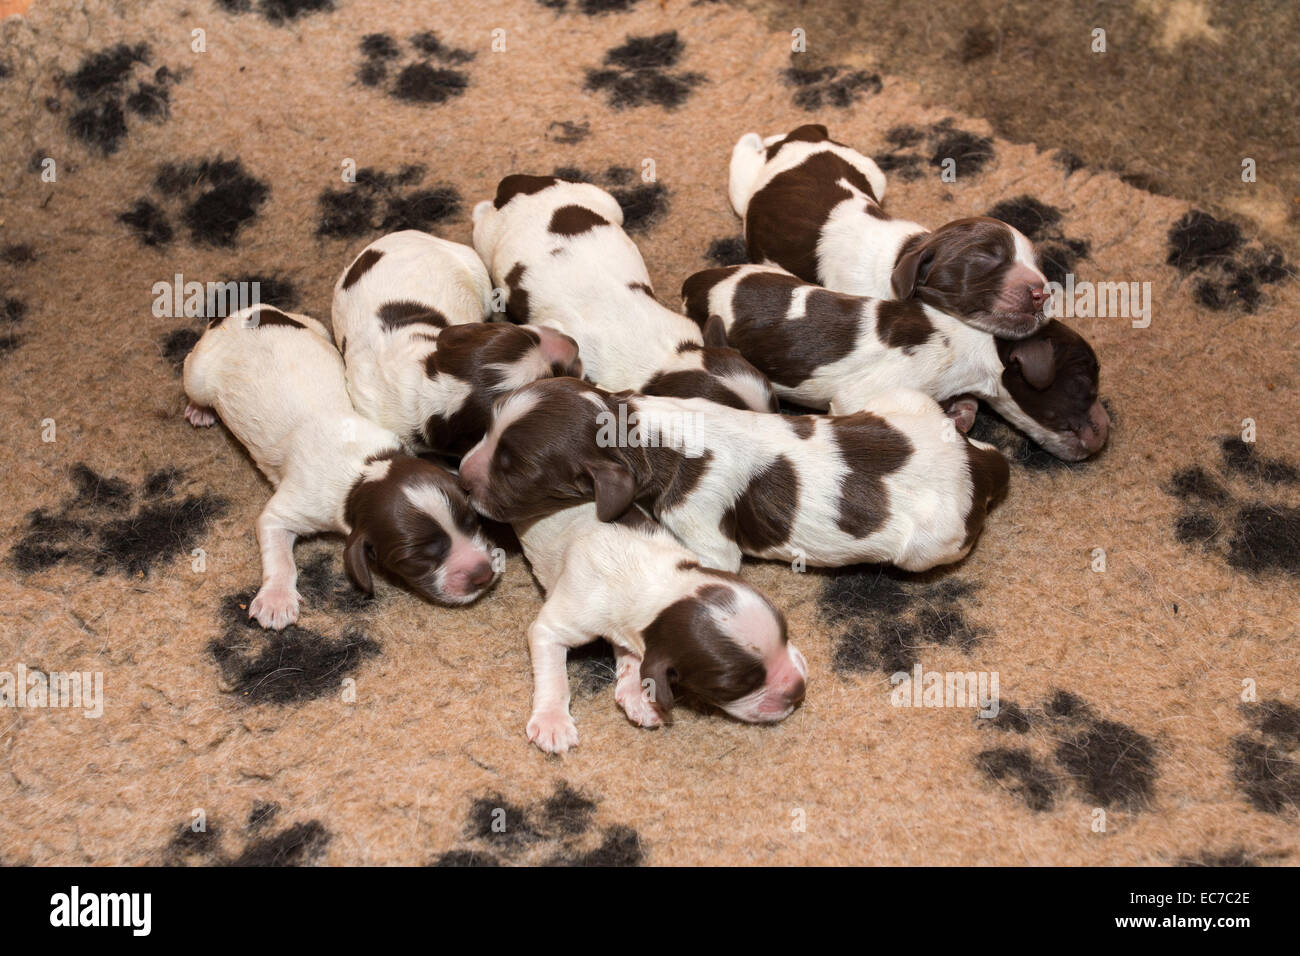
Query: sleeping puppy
332,230,583,457
471,174,777,412
517,502,807,753
682,264,1108,461
459,377,1009,574
729,124,1051,339
183,304,497,629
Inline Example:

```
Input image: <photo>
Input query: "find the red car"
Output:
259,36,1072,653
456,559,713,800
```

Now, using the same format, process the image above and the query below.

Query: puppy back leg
247,496,303,630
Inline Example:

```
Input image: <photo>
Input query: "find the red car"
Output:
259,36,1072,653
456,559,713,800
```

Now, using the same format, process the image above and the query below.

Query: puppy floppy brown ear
1007,337,1057,390
702,314,729,349
588,460,636,522
639,650,676,723
890,236,933,299
343,528,374,595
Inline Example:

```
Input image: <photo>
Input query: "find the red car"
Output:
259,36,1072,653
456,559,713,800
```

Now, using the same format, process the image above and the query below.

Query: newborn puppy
517,502,807,753
730,124,1050,339
683,264,1108,460
460,378,1009,574
332,230,583,457
183,304,497,628
471,174,777,412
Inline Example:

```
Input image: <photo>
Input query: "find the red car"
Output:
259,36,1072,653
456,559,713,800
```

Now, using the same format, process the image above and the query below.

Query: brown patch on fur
830,413,913,537
342,248,383,290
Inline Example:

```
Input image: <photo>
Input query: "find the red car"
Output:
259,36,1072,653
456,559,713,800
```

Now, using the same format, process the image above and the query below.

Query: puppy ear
342,528,374,595
639,651,676,723
890,237,933,299
588,460,636,522
1007,338,1056,390
702,314,729,349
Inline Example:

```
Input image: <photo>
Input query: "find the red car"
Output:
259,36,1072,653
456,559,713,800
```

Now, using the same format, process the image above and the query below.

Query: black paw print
165,802,331,866
1233,698,1300,814
704,236,748,267
819,568,985,675
215,0,335,26
316,164,461,240
537,0,641,13
52,42,179,155
783,58,881,110
1167,436,1299,577
585,31,705,109
1166,210,1292,312
875,119,996,182
9,465,228,579
159,273,302,374
432,782,644,866
0,287,25,359
119,156,270,248
977,691,1158,813
209,549,380,706
357,31,474,104
985,195,1091,287
551,165,668,232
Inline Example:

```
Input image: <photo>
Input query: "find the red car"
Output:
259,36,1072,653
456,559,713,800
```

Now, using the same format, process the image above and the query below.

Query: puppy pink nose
1077,400,1110,454
466,561,495,589
1030,286,1048,305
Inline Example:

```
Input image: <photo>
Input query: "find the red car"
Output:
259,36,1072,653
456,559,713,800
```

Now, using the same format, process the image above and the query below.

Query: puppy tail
728,132,766,219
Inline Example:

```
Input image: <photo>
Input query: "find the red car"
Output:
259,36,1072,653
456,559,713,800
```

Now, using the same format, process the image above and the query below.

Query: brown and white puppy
517,503,807,753
471,174,777,412
183,304,497,628
682,264,1108,460
730,124,1050,339
459,377,1009,573
332,230,583,457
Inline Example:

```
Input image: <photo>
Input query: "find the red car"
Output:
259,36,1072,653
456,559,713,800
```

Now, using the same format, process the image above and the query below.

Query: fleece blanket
0,0,1296,866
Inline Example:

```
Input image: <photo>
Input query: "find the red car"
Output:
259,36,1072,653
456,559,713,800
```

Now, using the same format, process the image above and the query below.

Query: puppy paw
615,673,663,729
527,709,579,754
248,584,301,630
185,402,216,427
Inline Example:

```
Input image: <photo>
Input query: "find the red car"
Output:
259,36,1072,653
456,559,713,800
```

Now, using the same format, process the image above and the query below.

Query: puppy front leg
613,645,662,729
248,502,301,630
525,615,581,754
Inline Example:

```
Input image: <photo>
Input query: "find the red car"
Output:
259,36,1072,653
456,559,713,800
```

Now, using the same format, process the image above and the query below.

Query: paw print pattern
977,691,1158,812
9,465,228,579
819,569,985,675
551,165,668,232
585,31,705,110
54,43,179,155
215,0,335,25
357,31,474,104
316,164,461,239
165,803,331,866
782,59,882,110
985,196,1092,287
1232,699,1300,814
208,550,380,706
119,157,270,248
0,287,25,359
432,782,644,866
705,236,748,267
875,119,996,182
1167,437,1299,576
1166,210,1292,312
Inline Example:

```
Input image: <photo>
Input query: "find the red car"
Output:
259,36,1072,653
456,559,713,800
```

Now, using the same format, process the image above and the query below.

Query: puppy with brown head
730,125,1050,339
681,262,1108,461
332,229,582,458
183,305,497,629
517,503,807,753
461,377,1008,574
